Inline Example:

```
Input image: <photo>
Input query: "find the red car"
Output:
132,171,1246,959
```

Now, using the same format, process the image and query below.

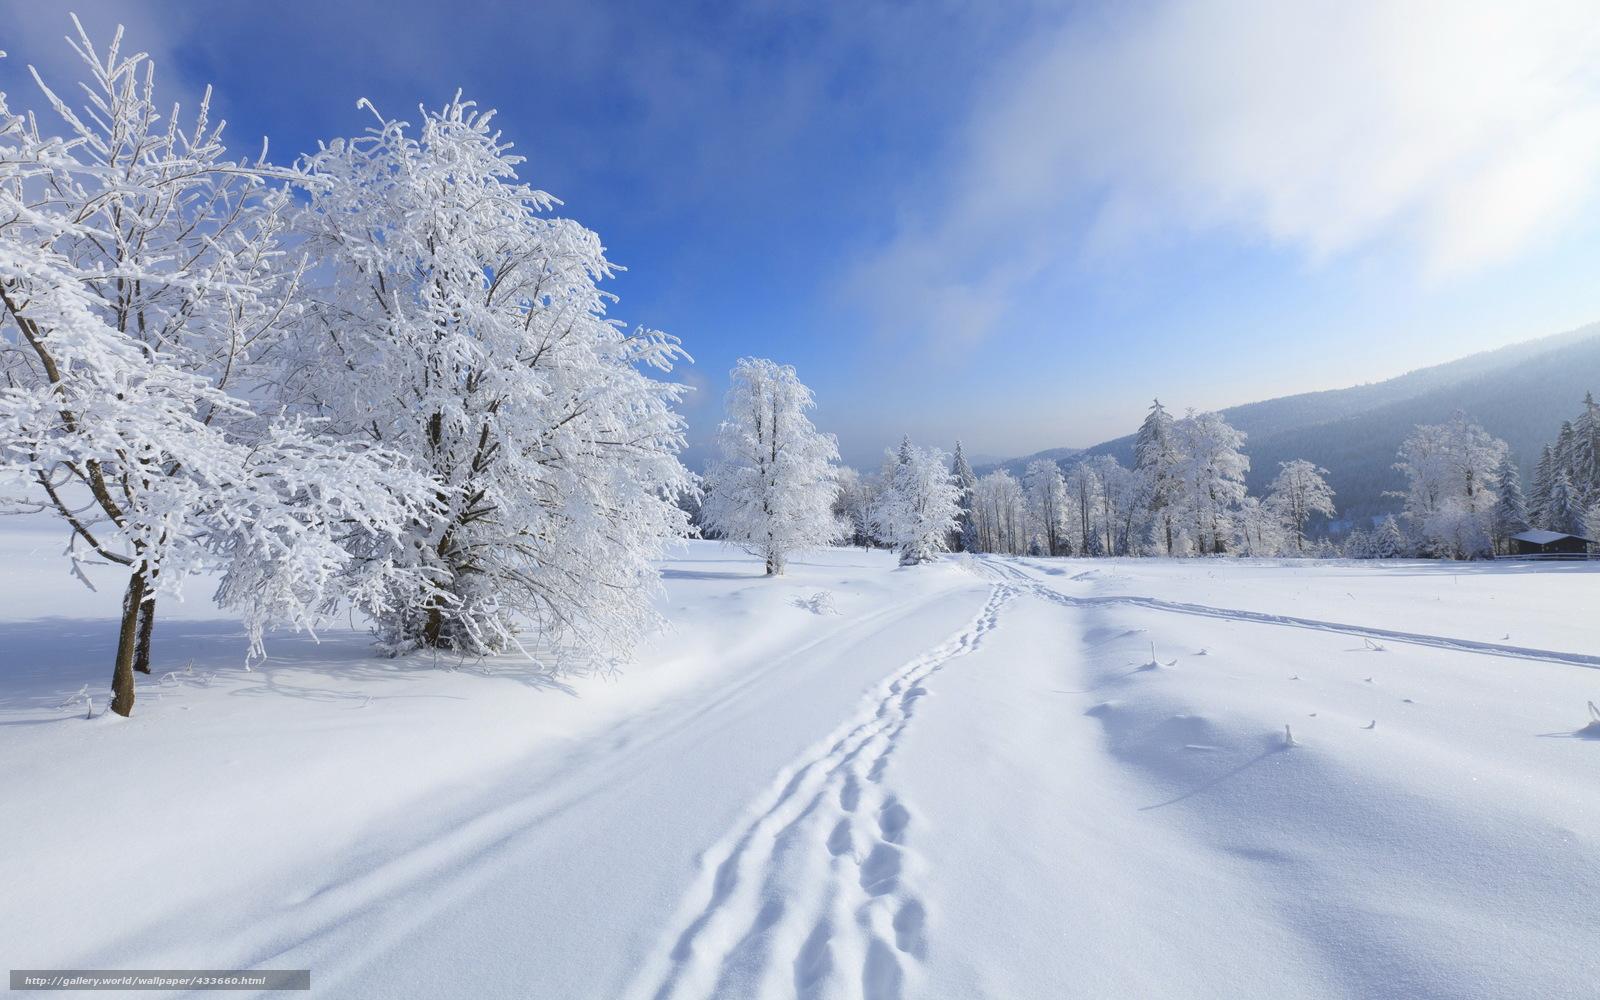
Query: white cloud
2,3,206,128
852,0,1600,341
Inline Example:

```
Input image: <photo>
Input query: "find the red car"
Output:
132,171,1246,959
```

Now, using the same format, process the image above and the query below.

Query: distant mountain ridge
981,323,1600,528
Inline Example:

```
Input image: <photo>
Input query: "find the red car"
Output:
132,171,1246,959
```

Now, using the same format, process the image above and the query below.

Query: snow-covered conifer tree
1491,452,1530,554
1574,391,1600,501
1581,501,1600,552
874,437,961,565
1544,468,1581,535
1529,444,1557,529
1134,399,1182,555
288,95,693,653
950,441,978,552
1373,515,1407,558
702,358,842,575
1267,460,1336,553
0,23,425,715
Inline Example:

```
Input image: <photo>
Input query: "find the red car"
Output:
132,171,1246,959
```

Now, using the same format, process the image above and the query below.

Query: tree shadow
1535,724,1600,741
0,615,581,716
661,568,760,581
1138,745,1287,811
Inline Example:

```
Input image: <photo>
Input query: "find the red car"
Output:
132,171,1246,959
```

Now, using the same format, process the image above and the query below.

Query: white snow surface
3,533,1599,999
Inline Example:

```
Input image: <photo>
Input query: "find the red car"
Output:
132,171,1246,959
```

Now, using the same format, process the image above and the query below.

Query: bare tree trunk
423,601,444,647
111,570,147,717
133,593,157,674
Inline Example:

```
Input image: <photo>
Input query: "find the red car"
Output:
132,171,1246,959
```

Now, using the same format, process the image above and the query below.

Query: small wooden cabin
1509,529,1594,559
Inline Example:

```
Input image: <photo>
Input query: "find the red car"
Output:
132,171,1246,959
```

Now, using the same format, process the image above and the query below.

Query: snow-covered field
3,533,1598,999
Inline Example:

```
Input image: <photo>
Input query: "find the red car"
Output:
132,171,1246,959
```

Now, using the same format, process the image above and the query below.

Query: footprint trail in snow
630,584,1013,1000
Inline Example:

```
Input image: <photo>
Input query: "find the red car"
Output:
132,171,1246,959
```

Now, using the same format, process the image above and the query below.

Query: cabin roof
1511,529,1595,545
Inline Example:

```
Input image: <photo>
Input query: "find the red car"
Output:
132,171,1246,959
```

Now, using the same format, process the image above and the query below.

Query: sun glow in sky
9,0,1600,466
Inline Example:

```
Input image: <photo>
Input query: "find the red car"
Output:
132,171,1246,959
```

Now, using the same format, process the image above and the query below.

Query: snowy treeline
0,24,692,713
937,402,1337,559
940,395,1598,563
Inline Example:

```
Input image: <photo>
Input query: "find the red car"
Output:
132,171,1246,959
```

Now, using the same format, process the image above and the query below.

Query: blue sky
8,0,1600,468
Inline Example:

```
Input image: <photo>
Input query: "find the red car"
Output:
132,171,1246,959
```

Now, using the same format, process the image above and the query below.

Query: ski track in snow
629,584,1013,1000
976,555,1600,670
185,578,981,993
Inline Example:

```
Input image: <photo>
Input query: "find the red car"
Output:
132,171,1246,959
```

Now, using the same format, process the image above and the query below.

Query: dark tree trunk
111,570,147,717
133,594,157,674
423,601,444,648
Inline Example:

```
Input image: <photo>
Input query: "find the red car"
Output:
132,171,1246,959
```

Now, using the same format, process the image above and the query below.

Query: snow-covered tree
1089,455,1148,557
288,94,693,652
1544,468,1582,536
950,441,978,552
1024,459,1068,556
1065,461,1101,556
833,467,880,549
1372,515,1407,558
1490,452,1529,554
1343,526,1373,559
971,469,1027,555
0,23,427,715
1529,444,1557,530
1581,500,1600,551
1267,460,1336,553
1134,399,1181,555
1574,391,1600,501
1172,410,1249,555
873,437,961,565
1394,411,1506,559
1235,496,1287,556
702,358,841,575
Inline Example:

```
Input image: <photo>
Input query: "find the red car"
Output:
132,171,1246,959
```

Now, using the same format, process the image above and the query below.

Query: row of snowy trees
939,402,1337,560
703,384,1594,572
1,24,693,713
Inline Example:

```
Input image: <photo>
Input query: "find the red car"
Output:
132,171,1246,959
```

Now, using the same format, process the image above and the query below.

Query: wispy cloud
849,0,1600,344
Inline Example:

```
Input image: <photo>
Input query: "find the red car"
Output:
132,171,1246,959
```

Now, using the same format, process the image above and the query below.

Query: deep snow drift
3,534,1598,999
